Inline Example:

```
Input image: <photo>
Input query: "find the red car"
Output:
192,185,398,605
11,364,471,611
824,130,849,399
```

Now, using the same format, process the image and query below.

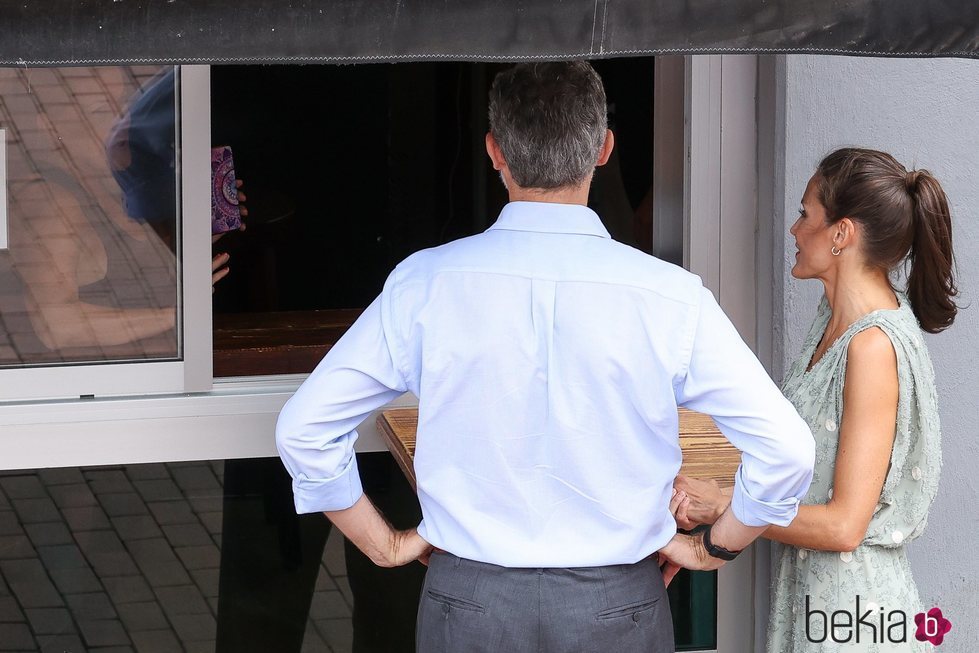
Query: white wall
774,55,979,652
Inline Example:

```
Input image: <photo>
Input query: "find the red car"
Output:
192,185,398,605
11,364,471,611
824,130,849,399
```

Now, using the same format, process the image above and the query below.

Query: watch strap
702,524,741,561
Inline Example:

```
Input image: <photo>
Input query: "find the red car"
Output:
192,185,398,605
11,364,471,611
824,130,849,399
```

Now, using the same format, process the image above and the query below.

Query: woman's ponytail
906,170,957,333
816,149,959,334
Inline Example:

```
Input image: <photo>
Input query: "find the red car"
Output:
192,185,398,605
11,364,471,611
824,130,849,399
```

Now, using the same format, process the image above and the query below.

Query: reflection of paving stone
0,511,21,536
133,480,182,503
146,501,195,526
103,576,155,606
86,470,135,494
117,601,169,632
49,566,104,595
198,511,222,538
12,497,61,524
188,568,219,599
301,620,329,653
315,564,338,591
101,492,152,517
61,505,112,531
37,468,85,486
186,495,222,514
170,612,216,643
1,475,46,499
0,559,63,608
0,534,35,559
309,590,351,620
112,515,164,542
0,622,37,650
153,585,209,618
36,632,87,652
47,483,99,508
130,628,183,653
171,467,221,492
174,545,220,570
25,522,73,546
0,595,24,622
36,543,88,570
66,592,117,621
78,618,131,647
24,607,73,635
161,523,211,548
123,464,170,481
128,539,191,588
316,617,354,653
76,531,141,578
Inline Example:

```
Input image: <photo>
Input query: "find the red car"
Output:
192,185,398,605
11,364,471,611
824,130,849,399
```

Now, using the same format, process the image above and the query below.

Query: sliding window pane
0,66,179,368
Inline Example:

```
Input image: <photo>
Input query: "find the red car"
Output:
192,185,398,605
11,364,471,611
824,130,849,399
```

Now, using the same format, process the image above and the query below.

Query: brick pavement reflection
0,462,352,653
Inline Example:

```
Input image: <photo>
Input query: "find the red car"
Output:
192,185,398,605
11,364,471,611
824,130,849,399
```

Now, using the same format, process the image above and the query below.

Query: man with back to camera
275,61,815,652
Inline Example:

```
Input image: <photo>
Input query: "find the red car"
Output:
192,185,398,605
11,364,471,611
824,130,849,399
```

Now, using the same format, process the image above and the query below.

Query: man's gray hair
488,61,608,190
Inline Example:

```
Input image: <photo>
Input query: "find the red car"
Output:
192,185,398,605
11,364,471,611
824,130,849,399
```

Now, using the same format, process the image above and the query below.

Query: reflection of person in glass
276,62,815,652
673,149,956,652
105,68,245,291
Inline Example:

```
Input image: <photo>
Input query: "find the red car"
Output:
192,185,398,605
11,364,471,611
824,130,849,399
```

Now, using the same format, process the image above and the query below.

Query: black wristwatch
701,524,741,561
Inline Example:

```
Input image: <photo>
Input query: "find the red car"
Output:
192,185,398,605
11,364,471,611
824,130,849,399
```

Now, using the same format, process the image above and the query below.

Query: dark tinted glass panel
208,61,654,378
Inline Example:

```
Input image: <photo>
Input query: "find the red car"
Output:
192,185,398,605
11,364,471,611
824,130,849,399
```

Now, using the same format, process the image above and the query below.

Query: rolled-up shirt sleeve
275,291,408,514
675,287,815,527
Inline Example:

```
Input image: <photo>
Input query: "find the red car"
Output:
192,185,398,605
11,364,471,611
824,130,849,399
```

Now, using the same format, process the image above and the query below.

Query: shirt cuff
730,465,801,527
291,455,364,514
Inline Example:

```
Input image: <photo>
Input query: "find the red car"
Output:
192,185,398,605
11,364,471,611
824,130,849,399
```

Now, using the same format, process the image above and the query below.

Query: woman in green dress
672,148,956,651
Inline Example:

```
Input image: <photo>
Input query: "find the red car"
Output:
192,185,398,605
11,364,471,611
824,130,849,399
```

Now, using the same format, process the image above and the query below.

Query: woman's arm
765,327,898,551
674,327,899,552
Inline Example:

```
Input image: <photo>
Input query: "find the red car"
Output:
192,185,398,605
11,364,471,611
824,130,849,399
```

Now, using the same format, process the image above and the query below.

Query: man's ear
485,132,506,171
595,129,615,167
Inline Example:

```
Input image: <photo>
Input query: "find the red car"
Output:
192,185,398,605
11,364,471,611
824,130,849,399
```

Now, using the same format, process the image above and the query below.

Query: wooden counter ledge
377,407,739,492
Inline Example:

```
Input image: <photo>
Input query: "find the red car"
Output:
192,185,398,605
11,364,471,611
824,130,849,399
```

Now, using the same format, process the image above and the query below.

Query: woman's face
789,175,839,280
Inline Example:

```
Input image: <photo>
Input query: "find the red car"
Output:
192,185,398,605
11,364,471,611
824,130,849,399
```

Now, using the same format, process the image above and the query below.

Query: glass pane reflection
0,65,179,368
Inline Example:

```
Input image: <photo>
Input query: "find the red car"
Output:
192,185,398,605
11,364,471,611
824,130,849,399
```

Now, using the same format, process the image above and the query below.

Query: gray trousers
416,551,674,653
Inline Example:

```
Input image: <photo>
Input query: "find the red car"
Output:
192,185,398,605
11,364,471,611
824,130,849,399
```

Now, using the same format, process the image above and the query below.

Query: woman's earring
831,246,842,256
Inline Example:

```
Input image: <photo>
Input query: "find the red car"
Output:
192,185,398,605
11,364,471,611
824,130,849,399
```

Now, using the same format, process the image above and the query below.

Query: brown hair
816,148,957,333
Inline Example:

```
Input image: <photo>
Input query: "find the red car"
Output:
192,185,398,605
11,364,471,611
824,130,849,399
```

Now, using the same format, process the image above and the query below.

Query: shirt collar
487,201,611,239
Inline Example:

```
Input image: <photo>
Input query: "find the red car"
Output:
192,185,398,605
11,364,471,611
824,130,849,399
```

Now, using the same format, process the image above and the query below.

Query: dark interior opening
208,60,655,377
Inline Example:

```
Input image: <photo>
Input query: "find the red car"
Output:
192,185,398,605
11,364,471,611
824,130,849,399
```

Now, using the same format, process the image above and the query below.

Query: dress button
633,612,641,623
792,604,799,614
892,530,904,544
825,419,838,432
827,488,834,500
798,549,808,560
911,466,922,481
840,551,853,563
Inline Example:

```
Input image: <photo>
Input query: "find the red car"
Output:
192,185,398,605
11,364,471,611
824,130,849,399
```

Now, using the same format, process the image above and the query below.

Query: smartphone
211,145,242,235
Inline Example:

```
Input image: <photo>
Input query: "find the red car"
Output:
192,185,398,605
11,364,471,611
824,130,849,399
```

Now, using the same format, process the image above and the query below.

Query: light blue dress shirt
276,201,815,568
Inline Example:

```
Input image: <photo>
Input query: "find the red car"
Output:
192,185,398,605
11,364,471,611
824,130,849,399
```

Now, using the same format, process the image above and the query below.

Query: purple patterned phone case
211,145,242,235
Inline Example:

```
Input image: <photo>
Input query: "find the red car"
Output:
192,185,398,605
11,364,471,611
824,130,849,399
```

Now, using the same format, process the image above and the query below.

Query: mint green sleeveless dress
767,294,940,652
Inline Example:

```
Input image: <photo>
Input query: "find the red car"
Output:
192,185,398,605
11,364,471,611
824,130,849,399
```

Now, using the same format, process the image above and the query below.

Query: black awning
1,0,978,67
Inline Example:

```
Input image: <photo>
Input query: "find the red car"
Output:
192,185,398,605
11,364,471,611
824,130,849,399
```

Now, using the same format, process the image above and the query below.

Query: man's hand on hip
325,495,433,568
656,532,725,587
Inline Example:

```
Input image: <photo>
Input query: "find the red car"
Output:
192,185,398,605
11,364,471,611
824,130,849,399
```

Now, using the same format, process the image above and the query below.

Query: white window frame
658,55,768,653
0,65,213,402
